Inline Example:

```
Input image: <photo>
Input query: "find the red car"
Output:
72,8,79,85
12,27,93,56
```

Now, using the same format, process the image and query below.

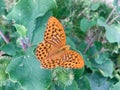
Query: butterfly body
36,17,84,69
46,45,69,61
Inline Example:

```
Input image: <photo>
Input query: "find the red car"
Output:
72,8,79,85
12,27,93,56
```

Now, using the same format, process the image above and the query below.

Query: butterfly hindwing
60,50,84,68
41,58,60,69
44,17,66,47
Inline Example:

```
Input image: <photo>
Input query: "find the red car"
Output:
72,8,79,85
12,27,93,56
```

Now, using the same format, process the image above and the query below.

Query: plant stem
105,7,116,23
97,29,102,41
83,34,96,54
0,30,9,43
77,8,86,17
108,15,120,25
97,7,116,47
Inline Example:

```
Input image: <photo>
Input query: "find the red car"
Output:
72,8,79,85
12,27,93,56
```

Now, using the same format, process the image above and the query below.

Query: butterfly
36,16,84,69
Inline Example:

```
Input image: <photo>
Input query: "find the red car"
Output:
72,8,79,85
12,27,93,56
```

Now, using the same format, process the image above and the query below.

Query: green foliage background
0,0,120,90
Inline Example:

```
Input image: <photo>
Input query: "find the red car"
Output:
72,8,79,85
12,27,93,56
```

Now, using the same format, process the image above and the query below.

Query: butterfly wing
36,17,66,69
36,41,63,69
59,50,84,68
40,58,60,69
36,41,59,61
44,17,66,47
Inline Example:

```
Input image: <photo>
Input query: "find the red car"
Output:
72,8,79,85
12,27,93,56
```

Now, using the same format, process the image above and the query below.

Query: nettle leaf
90,2,100,11
113,0,119,6
110,81,120,90
78,41,87,52
64,81,79,90
97,17,106,26
116,6,120,13
73,68,84,80
31,11,52,45
77,76,91,90
0,80,22,90
7,0,57,41
97,18,120,45
113,0,120,13
66,37,76,49
87,44,114,77
14,24,27,37
0,0,5,15
80,18,96,32
0,42,22,56
105,24,120,45
94,52,109,64
91,56,114,78
83,55,92,69
6,47,52,90
97,59,114,78
88,72,111,90
0,56,22,89
0,56,11,81
94,41,102,51
54,84,64,90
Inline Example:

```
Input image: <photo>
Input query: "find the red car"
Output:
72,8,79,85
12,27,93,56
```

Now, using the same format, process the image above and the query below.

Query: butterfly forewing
44,17,66,47
60,50,84,68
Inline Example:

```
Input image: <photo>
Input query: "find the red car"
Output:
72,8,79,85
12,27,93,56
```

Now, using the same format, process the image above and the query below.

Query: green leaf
90,2,100,11
6,47,52,90
31,11,52,45
0,42,21,56
98,60,114,78
97,17,106,26
92,57,114,78
88,72,111,90
66,37,76,49
64,81,79,90
87,45,98,56
83,55,92,69
113,0,120,13
113,0,119,6
54,84,64,90
80,18,96,32
77,76,91,90
78,41,87,52
14,24,27,37
110,81,120,90
94,52,109,64
0,56,22,89
0,0,5,15
0,80,22,90
7,0,57,41
97,18,120,45
105,24,120,45
0,56,11,81
94,41,102,51
116,6,120,13
73,68,84,80
80,18,90,32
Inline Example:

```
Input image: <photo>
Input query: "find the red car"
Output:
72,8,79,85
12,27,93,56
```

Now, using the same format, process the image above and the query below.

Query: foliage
0,0,120,90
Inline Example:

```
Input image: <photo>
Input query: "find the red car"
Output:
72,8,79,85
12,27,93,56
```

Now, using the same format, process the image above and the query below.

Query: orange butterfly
36,16,84,69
